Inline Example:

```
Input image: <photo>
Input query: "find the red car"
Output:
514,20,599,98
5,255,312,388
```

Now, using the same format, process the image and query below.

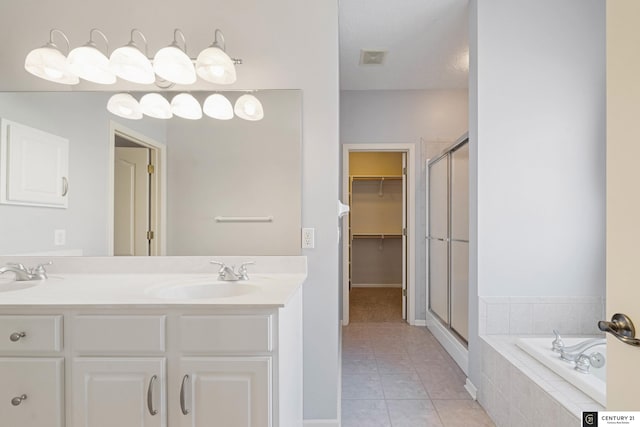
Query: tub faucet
0,262,51,281
575,351,606,374
560,338,606,362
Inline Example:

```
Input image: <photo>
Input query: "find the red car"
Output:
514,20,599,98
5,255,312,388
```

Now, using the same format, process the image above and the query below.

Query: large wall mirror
0,90,302,256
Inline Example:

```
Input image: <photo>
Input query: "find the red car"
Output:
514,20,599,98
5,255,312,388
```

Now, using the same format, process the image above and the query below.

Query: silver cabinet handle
9,332,26,342
147,375,158,416
598,313,640,347
180,374,190,415
62,177,69,197
11,394,27,406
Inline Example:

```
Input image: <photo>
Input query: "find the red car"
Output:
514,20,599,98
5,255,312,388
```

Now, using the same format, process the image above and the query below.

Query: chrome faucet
560,338,606,362
574,351,606,374
210,261,254,281
0,262,51,281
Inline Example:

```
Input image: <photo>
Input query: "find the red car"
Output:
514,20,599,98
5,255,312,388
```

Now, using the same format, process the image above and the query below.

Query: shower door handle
598,313,640,347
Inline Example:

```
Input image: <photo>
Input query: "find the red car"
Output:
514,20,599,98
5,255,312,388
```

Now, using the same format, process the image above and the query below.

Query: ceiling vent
360,50,387,65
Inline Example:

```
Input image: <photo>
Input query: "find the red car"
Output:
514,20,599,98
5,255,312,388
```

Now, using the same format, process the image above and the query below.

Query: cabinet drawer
73,315,166,354
0,357,64,427
0,315,62,354
180,315,272,353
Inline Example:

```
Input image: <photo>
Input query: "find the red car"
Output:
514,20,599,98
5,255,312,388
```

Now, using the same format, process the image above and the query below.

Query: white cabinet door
178,357,271,427
71,358,165,427
0,119,69,208
0,357,64,427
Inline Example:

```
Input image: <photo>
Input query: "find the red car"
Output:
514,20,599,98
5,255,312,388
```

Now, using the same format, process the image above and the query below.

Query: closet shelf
351,232,402,239
350,175,402,181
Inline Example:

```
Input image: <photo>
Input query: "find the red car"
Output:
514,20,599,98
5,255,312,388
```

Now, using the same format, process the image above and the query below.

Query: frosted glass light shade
203,94,233,120
153,46,196,85
195,46,236,84
110,45,154,84
140,93,172,119
107,93,142,119
24,45,79,85
234,94,264,121
67,45,116,84
171,93,202,120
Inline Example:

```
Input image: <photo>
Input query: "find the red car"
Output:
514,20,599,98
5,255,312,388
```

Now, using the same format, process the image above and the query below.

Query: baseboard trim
464,378,478,400
303,420,340,426
351,283,402,288
414,319,427,326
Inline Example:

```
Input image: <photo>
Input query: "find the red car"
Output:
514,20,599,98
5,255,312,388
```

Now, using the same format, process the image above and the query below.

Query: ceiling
339,0,469,91
0,0,468,92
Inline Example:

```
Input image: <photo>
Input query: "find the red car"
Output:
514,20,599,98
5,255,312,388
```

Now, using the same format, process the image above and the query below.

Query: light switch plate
54,229,66,246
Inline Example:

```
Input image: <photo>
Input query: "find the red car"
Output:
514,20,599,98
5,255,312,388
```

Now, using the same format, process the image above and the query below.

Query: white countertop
0,256,306,308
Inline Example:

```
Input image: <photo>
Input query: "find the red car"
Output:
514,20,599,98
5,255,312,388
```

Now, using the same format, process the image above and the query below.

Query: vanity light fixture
66,29,116,84
171,93,202,120
24,29,79,85
195,29,238,85
26,28,242,88
153,29,196,85
203,93,234,120
109,29,155,84
107,93,142,119
140,93,173,119
234,94,264,121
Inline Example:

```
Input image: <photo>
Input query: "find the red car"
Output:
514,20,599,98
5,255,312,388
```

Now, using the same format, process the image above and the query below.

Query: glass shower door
428,155,449,323
450,143,469,341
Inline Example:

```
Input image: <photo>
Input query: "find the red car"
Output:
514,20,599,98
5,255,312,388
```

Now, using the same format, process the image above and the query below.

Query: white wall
0,0,341,421
469,0,605,390
0,92,166,256
341,89,469,319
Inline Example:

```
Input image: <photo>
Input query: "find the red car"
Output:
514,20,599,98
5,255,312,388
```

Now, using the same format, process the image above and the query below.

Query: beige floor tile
380,373,429,399
386,400,444,427
343,353,379,374
343,373,385,399
341,399,391,427
432,400,495,427
417,366,472,400
376,352,416,374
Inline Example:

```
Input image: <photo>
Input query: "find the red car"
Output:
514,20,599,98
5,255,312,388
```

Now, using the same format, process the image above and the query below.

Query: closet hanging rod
350,175,402,181
214,216,274,223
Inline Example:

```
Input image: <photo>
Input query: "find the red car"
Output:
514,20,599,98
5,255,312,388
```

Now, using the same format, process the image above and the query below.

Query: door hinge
147,164,155,174
146,230,154,240
403,167,407,175
402,228,406,236
403,289,407,296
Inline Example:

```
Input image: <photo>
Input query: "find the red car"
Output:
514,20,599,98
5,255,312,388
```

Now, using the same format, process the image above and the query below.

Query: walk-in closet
348,152,407,322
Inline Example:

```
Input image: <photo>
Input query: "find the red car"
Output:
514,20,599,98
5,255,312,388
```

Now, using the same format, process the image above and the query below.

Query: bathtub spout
560,338,606,362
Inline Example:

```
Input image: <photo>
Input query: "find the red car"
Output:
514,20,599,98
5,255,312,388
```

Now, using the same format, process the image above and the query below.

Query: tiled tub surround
480,336,605,426
478,297,606,426
479,296,605,336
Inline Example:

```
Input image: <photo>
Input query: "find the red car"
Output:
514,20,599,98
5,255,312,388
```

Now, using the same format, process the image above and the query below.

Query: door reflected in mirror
0,90,302,257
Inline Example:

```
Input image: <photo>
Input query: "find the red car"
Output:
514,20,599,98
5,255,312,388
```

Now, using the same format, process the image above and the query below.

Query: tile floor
342,287,494,426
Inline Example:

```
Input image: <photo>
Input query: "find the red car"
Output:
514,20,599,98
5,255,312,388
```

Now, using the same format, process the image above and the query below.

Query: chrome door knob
11,394,27,406
9,332,26,342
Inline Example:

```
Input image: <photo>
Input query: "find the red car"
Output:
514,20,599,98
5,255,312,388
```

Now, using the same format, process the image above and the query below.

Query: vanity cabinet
71,358,166,427
178,357,271,427
0,315,65,427
0,285,303,427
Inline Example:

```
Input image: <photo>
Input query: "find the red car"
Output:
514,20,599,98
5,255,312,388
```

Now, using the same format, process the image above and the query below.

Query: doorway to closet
342,144,416,325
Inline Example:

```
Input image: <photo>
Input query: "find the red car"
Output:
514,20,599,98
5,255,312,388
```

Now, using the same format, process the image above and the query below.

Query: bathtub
516,337,606,406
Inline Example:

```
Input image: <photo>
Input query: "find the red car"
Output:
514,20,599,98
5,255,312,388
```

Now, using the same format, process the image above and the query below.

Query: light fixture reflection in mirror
140,93,172,119
234,94,264,121
107,93,142,119
171,93,202,120
203,94,234,120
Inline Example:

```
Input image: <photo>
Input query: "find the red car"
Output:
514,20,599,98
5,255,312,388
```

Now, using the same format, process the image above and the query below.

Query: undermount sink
0,280,41,293
150,282,259,299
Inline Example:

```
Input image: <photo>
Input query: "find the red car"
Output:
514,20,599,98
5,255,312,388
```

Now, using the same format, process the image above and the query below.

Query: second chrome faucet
210,261,254,281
